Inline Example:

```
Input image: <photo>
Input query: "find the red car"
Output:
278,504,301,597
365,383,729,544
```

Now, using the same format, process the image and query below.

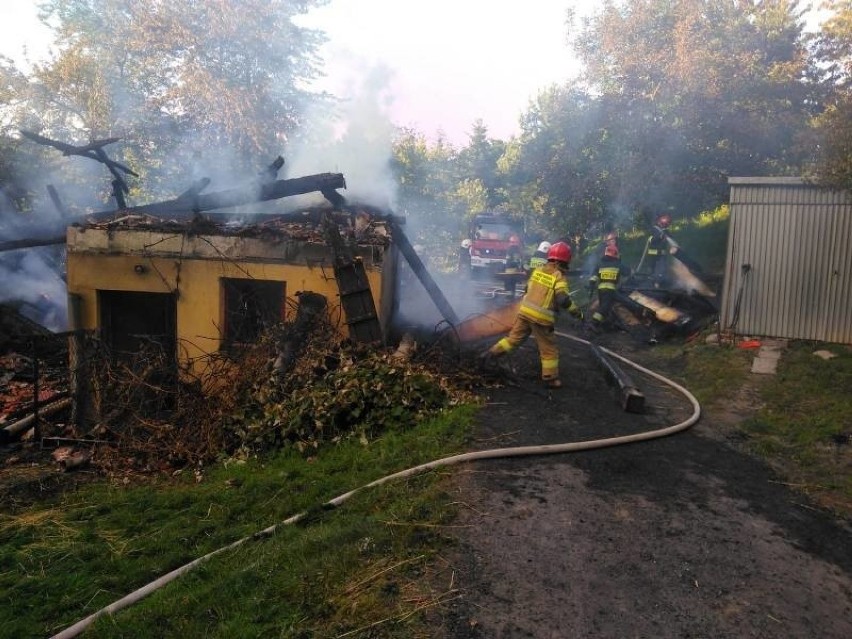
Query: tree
22,0,329,199
456,120,507,211
565,0,817,219
808,0,852,188
511,87,625,238
391,128,464,253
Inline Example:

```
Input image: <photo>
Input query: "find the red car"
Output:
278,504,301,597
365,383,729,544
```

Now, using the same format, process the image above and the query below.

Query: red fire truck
467,214,524,275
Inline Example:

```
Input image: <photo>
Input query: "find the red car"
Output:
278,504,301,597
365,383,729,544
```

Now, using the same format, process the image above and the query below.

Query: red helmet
657,214,672,229
604,244,619,259
547,241,572,264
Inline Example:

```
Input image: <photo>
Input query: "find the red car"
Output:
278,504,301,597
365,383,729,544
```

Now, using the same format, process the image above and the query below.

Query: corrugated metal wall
720,178,852,344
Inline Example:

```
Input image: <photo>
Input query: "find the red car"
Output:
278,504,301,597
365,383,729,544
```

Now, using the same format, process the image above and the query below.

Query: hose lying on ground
50,332,700,639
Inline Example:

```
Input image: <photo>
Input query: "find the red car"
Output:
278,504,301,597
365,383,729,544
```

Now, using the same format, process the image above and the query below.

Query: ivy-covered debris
225,332,471,455
90,311,478,475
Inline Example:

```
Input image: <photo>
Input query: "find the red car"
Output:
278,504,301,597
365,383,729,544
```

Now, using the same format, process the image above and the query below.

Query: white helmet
461,239,472,249
537,241,552,253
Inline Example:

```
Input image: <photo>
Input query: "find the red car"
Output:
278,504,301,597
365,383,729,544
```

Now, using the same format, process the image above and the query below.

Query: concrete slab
751,356,779,375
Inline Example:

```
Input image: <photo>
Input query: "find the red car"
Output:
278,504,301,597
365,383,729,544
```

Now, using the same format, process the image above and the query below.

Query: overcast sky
0,2,828,145
0,1,599,145
296,1,596,143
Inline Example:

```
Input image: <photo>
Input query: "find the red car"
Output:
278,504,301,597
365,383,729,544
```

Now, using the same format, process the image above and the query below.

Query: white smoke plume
286,62,398,210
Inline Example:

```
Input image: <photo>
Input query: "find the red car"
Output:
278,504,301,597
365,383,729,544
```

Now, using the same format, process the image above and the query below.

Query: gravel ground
432,326,852,639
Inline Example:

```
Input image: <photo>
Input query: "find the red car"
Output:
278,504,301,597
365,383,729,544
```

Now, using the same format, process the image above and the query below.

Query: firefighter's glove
568,301,583,321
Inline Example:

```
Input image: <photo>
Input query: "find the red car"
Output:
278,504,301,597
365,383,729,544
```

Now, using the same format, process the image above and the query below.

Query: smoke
670,260,715,298
0,152,109,332
0,248,67,332
286,62,398,211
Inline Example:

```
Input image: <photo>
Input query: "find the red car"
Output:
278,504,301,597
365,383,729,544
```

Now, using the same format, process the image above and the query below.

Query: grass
0,405,476,638
640,338,754,407
643,335,852,516
740,342,852,512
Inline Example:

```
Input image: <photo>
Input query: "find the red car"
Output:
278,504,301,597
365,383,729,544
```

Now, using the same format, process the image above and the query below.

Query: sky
0,1,597,145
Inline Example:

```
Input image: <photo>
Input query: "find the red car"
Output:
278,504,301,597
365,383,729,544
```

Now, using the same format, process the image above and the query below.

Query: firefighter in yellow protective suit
589,243,631,330
485,242,582,388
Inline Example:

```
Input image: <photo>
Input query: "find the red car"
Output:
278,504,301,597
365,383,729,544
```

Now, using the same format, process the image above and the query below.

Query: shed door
823,206,852,343
99,290,177,363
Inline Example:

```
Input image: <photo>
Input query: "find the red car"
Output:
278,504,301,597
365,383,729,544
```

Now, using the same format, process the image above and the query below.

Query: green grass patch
0,405,476,638
741,342,852,513
637,338,754,408
648,337,852,515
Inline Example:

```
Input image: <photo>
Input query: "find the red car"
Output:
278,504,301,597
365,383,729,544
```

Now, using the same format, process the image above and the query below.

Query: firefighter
484,242,583,389
589,243,630,330
458,238,472,273
641,213,673,285
526,241,551,272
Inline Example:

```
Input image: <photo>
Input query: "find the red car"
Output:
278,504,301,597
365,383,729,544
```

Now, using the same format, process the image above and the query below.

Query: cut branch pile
89,311,477,476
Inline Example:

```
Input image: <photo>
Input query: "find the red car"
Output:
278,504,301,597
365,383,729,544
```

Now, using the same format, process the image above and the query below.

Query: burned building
64,210,398,381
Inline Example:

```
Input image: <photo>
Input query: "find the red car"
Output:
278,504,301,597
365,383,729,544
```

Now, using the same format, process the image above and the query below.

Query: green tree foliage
390,128,465,251
390,124,523,259
809,0,852,188
456,119,506,211
19,0,328,198
515,87,618,238
520,0,818,237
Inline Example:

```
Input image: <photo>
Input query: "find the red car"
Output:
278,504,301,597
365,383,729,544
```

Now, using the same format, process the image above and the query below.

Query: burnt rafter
20,130,138,179
88,172,348,220
0,172,350,254
21,129,137,210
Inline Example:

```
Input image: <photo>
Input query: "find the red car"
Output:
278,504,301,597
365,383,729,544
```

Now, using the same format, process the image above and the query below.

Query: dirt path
433,329,852,638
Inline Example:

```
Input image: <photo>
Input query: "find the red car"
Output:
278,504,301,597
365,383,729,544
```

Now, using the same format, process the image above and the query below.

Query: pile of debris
0,305,70,444
80,204,393,248
61,309,478,477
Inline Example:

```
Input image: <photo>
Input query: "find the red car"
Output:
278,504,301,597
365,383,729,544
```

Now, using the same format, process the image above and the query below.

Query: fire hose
50,331,701,639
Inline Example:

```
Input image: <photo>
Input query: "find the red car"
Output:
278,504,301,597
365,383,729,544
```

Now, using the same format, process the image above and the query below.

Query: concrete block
751,357,778,375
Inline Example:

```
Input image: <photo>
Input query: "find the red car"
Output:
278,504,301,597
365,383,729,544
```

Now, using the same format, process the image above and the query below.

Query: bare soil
432,326,852,638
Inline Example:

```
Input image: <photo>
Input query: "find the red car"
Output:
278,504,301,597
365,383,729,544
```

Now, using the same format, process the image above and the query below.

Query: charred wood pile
0,305,72,444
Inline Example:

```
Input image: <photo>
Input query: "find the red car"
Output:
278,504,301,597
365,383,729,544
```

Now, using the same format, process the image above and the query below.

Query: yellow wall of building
66,252,385,377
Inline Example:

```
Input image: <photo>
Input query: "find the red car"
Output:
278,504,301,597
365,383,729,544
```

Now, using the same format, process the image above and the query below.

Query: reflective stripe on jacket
519,263,568,326
646,232,668,256
596,265,621,291
527,255,547,271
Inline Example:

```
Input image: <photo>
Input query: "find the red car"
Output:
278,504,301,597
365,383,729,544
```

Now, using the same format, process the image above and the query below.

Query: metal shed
720,177,852,344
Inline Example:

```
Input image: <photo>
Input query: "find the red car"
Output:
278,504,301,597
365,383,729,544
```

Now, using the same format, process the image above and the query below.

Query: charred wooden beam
0,172,348,254
0,235,67,252
589,342,645,413
388,218,460,327
20,130,138,177
0,397,72,444
258,156,285,184
88,172,347,220
46,185,69,217
177,177,212,200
